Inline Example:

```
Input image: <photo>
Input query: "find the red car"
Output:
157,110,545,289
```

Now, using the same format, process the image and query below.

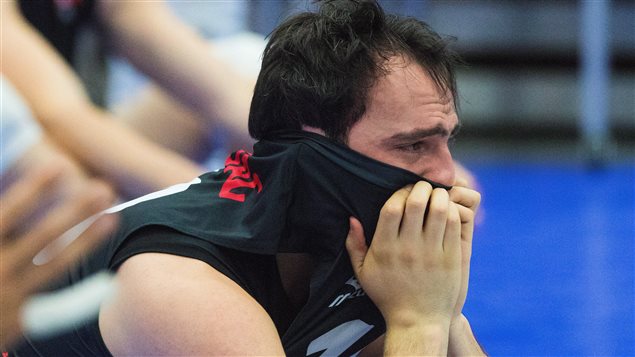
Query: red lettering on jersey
219,150,262,202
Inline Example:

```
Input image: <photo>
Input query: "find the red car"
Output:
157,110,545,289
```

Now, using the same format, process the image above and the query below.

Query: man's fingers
422,188,449,250
400,181,433,239
453,177,469,188
456,204,476,229
375,186,411,242
456,204,474,257
345,217,367,277
0,165,63,239
449,186,481,212
443,202,461,254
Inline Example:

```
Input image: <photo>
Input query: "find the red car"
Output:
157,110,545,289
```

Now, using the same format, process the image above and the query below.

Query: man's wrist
385,310,452,330
384,320,451,356
448,314,487,356
450,313,469,332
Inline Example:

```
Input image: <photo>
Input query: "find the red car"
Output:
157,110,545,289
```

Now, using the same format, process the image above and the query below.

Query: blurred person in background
1,73,99,230
1,0,258,198
0,74,120,350
0,165,118,350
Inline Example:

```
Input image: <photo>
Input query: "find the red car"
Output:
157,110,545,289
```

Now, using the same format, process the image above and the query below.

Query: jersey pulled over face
347,56,459,187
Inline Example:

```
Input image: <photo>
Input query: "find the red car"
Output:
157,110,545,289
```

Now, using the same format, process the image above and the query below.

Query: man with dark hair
12,1,485,355
249,0,460,145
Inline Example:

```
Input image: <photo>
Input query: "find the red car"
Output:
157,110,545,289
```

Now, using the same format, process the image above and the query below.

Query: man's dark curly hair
248,0,461,143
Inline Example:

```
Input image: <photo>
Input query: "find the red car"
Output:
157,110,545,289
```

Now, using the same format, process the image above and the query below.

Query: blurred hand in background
0,164,118,349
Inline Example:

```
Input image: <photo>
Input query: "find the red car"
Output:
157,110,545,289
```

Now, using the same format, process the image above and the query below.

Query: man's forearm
449,315,486,356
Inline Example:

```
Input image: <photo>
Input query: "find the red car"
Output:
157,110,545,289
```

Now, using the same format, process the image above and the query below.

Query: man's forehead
371,56,455,109
353,60,460,143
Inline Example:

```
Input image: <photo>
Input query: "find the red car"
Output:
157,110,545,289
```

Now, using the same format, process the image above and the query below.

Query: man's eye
398,142,426,153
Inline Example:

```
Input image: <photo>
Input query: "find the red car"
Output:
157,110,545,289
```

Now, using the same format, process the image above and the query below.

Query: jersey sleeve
108,224,291,332
110,225,241,280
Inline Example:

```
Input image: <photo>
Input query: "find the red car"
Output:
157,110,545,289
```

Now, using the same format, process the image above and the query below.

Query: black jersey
13,131,448,356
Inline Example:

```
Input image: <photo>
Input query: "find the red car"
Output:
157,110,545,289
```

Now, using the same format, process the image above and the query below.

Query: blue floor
463,162,634,356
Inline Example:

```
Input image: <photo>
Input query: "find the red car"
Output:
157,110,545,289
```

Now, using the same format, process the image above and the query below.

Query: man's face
346,57,459,187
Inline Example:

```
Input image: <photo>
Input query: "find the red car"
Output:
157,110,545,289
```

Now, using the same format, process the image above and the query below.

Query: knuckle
405,195,427,212
433,187,449,198
447,204,460,223
447,211,461,226
448,185,461,196
429,195,449,216
429,202,448,216
398,248,419,266
395,186,413,197
373,249,392,264
465,209,475,221
381,202,404,219
473,191,482,206
418,181,433,193
458,206,475,222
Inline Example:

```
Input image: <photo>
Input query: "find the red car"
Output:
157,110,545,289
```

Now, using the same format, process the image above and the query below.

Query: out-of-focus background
105,1,634,355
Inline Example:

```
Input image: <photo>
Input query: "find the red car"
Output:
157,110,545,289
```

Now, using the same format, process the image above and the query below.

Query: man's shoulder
100,252,285,355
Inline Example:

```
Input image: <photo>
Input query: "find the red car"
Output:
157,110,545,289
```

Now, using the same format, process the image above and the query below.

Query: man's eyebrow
382,123,458,145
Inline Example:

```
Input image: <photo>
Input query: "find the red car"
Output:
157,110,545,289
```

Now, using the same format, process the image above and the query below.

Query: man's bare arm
100,253,285,356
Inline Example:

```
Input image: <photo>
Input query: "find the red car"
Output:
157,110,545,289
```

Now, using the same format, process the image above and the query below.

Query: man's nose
425,150,455,187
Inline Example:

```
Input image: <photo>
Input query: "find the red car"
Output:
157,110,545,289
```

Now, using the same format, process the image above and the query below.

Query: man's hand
448,179,486,356
345,181,463,355
448,181,481,322
0,165,117,349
